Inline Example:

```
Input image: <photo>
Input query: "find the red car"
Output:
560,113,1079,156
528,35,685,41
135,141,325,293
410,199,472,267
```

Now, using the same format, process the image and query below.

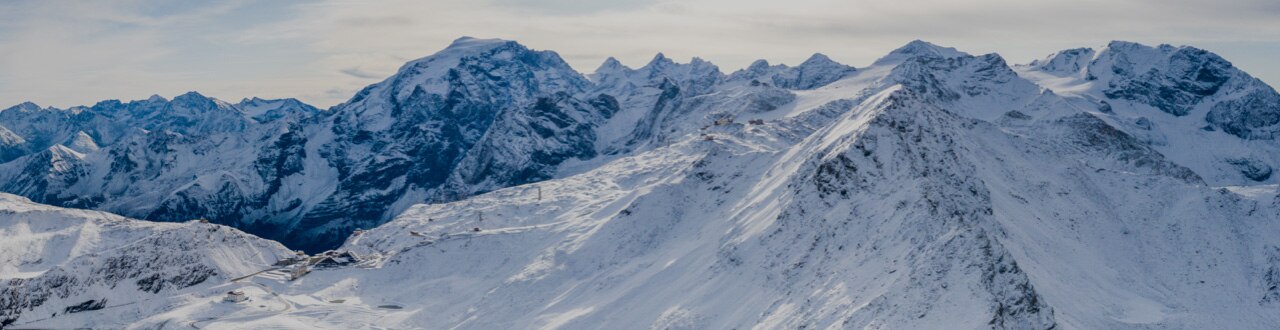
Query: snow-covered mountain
0,193,292,328
1015,41,1280,186
3,38,1280,328
0,92,318,160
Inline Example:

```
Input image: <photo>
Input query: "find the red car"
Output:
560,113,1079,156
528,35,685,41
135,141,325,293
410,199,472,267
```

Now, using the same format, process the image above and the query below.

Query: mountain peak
174,91,209,101
2,101,42,112
645,52,673,68
1104,40,1149,51
800,53,834,65
63,131,99,153
1095,40,1198,63
1027,47,1096,75
893,40,968,58
44,143,84,159
876,40,970,65
445,36,511,50
763,52,856,90
336,36,588,131
170,91,221,111
595,56,629,73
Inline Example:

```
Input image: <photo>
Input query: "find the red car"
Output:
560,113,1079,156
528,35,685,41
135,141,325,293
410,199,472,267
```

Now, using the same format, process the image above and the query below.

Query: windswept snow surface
0,193,293,328
3,39,1280,329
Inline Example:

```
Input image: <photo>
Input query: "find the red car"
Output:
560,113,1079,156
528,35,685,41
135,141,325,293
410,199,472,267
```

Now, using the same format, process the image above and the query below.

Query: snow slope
0,193,293,328
30,39,1277,329
1016,41,1280,186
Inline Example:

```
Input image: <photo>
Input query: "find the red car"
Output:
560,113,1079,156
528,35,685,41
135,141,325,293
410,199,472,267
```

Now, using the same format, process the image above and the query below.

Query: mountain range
1,37,1279,329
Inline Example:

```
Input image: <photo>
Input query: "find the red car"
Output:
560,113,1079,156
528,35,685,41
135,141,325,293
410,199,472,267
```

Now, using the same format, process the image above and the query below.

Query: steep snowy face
590,52,830,153
130,91,253,133
0,193,292,327
439,92,619,197
1029,41,1280,137
871,46,1046,122
0,124,28,163
728,53,857,90
334,37,589,132
236,97,323,123
0,145,88,205
589,55,696,152
1025,47,1096,77
225,66,1275,329
60,131,99,154
0,110,321,251
633,53,725,96
874,39,971,66
283,37,613,250
1085,42,1228,116
0,102,80,161
773,53,858,90
588,53,725,141
1017,41,1280,185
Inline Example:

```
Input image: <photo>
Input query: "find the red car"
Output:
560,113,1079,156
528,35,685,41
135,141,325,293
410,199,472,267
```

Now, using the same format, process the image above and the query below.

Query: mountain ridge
2,38,1280,329
0,38,1276,252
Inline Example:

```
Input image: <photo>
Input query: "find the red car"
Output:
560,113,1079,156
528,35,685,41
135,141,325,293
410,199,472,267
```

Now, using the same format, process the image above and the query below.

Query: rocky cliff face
1018,41,1280,185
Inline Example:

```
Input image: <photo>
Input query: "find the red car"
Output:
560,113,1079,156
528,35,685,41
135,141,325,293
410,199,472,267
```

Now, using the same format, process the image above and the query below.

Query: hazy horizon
2,0,1278,109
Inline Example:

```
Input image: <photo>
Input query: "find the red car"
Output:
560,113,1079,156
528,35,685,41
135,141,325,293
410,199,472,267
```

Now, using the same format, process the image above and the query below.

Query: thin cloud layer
2,0,1277,108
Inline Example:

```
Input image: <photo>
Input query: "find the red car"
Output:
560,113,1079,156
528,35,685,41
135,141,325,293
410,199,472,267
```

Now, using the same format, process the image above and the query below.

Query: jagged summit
646,52,670,66
340,36,586,119
236,97,320,122
594,56,628,73
725,53,855,90
774,52,856,90
1102,40,1182,53
1017,39,1280,183
1026,47,1097,76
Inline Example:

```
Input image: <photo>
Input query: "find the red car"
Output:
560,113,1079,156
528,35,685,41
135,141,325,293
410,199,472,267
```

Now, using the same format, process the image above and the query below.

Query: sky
1,0,1278,109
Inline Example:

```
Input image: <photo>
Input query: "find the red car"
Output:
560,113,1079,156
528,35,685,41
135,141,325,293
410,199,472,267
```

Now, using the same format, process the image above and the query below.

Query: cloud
2,0,1279,109
340,67,385,79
